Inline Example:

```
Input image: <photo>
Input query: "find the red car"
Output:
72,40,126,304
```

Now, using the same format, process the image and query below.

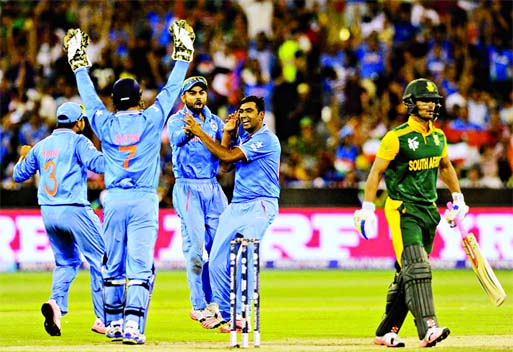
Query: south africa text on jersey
409,156,441,171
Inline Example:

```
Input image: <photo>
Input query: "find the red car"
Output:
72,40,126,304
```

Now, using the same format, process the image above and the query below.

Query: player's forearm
221,130,233,148
195,129,234,163
12,161,32,183
439,163,461,194
363,171,381,203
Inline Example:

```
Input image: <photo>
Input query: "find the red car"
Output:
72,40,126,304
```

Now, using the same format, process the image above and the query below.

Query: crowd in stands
1,0,512,207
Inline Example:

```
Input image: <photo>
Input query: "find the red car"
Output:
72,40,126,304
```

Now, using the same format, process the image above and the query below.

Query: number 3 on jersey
119,145,137,169
44,160,58,196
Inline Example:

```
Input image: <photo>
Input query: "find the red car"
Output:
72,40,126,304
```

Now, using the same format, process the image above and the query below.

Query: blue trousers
41,205,105,321
173,178,227,310
102,189,158,330
209,197,278,320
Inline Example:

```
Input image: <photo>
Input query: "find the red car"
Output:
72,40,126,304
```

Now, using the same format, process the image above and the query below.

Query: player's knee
128,278,151,291
104,277,126,287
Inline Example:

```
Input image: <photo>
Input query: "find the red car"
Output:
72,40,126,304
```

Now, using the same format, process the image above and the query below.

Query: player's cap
112,78,141,110
182,76,208,94
56,102,85,123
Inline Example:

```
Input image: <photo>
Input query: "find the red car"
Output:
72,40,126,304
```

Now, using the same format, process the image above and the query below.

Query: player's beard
187,101,204,115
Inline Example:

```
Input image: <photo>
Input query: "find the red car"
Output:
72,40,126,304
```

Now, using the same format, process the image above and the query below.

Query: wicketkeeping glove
353,201,377,240
444,192,469,228
63,28,91,72
169,19,195,62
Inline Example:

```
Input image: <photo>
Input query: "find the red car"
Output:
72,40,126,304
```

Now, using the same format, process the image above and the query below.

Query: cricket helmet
112,78,141,110
402,78,442,118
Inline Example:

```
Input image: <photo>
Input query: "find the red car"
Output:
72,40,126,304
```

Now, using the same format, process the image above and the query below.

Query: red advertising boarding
1,208,512,271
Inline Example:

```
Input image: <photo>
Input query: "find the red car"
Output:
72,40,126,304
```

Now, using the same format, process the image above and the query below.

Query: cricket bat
447,202,506,306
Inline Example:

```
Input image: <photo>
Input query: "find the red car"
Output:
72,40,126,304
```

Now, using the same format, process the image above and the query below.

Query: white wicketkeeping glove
63,28,91,72
169,19,195,62
444,192,469,228
353,201,377,240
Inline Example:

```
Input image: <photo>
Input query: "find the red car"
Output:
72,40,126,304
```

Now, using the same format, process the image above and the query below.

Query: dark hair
240,95,265,112
56,121,78,129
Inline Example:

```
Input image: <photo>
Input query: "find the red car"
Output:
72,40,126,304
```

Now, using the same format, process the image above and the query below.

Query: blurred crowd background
1,0,512,207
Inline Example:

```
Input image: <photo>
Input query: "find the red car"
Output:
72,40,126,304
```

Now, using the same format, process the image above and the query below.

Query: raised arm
157,20,196,127
63,29,107,135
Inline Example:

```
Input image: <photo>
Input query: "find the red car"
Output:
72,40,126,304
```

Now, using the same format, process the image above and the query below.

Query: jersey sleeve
441,133,448,158
151,61,189,129
214,116,225,142
13,147,38,183
75,67,108,139
75,136,105,174
167,112,190,147
239,132,273,162
376,131,399,161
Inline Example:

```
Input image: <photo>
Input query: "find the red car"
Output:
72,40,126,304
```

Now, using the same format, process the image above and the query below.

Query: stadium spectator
0,0,511,197
460,164,484,188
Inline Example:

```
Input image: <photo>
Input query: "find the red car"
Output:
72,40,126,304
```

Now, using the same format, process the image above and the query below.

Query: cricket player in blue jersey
183,95,280,330
13,102,106,337
63,20,196,344
167,76,228,325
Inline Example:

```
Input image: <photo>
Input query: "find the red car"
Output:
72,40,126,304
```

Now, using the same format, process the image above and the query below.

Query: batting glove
444,192,469,228
169,19,195,62
353,201,377,240
63,28,91,72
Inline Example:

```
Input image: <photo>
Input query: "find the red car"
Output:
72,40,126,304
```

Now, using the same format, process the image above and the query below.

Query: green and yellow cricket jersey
377,116,448,203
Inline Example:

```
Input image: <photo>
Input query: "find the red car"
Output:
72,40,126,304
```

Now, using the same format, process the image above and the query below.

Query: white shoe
41,299,61,336
190,305,215,322
419,326,450,347
375,332,405,347
105,318,123,341
123,320,146,345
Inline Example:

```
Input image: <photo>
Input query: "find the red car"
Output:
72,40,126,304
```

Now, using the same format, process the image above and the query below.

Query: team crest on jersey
211,121,218,132
433,133,440,146
408,136,419,151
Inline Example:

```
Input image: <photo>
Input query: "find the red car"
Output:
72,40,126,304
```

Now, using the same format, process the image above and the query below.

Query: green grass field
0,269,512,351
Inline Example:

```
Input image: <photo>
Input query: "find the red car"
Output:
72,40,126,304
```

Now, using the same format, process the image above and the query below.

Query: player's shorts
384,197,441,262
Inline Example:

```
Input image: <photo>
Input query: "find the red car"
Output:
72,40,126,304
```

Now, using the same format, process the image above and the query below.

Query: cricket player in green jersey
354,78,469,348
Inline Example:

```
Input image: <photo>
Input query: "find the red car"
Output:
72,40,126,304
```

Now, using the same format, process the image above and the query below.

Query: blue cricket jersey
167,105,225,179
13,129,104,205
232,125,281,202
74,61,188,191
